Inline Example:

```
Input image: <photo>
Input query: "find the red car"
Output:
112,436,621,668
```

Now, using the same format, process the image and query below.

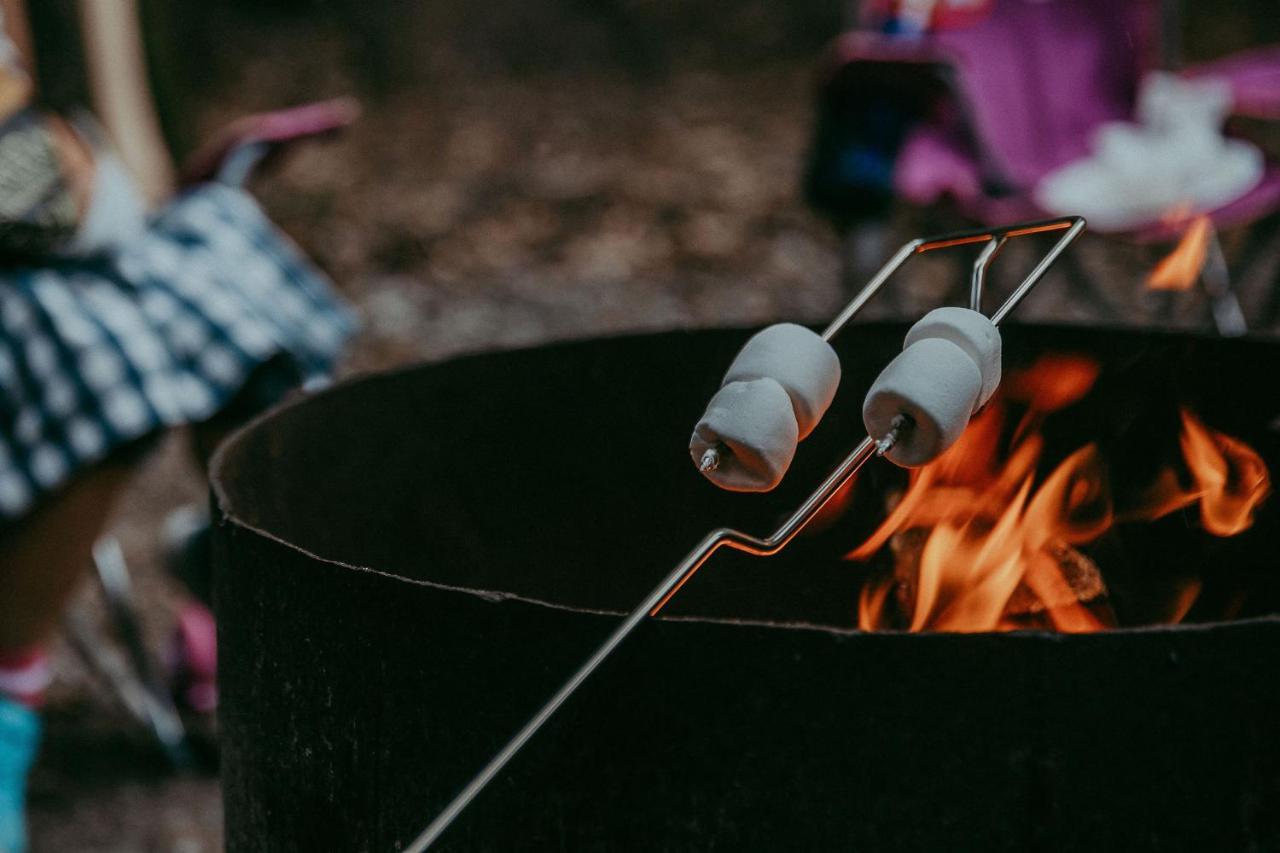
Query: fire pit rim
211,489,1280,641
211,323,1280,641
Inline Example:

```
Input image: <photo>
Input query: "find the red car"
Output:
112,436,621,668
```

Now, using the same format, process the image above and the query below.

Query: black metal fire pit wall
212,324,1280,853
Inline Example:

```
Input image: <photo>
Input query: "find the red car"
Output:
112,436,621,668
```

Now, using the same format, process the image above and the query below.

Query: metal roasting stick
1201,226,1247,337
84,537,192,768
404,216,1086,852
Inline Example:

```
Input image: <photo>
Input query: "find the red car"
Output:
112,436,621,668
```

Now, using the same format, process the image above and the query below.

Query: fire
1132,409,1271,536
1001,353,1099,413
1146,215,1211,292
852,356,1270,633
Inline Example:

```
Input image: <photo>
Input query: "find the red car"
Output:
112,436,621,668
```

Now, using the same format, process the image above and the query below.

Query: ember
851,355,1270,633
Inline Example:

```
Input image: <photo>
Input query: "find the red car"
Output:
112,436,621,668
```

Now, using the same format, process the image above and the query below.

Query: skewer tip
875,415,910,456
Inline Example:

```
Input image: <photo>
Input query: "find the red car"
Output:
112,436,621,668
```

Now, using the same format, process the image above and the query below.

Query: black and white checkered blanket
0,184,354,517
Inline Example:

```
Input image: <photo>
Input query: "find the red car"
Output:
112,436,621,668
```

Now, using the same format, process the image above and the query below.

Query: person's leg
78,0,175,204
0,458,136,851
0,461,136,651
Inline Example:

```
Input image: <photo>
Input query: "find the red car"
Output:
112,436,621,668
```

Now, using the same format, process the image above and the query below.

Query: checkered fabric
0,183,354,518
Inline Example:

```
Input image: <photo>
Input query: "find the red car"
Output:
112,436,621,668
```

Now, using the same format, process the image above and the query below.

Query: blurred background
17,0,1280,848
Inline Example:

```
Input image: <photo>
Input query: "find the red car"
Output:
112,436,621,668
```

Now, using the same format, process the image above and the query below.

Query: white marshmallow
863,338,983,467
904,307,1001,406
690,379,799,492
722,323,841,438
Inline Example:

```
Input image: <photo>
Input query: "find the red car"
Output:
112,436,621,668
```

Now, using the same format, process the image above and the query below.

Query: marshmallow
722,323,841,438
691,323,841,491
864,309,1002,467
903,307,1001,406
690,379,799,492
863,338,983,467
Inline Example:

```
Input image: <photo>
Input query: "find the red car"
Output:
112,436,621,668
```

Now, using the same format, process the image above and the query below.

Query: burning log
1007,541,1108,615
881,527,1112,630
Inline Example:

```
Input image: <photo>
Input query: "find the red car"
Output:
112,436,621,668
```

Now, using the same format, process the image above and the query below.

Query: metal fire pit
212,324,1280,852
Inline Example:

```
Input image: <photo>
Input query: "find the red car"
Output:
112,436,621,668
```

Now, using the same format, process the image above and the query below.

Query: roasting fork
405,215,1087,851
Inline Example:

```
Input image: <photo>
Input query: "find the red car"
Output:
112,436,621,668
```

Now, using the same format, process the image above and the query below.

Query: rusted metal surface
212,325,1280,851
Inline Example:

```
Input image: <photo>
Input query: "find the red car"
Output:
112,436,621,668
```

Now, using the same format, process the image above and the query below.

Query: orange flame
1002,354,1101,413
1146,215,1212,292
852,357,1269,634
1131,410,1271,535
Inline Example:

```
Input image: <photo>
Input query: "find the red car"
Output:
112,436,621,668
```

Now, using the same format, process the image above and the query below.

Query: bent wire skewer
405,215,1086,852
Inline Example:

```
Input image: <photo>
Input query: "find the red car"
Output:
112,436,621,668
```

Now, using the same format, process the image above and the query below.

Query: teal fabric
0,697,38,853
